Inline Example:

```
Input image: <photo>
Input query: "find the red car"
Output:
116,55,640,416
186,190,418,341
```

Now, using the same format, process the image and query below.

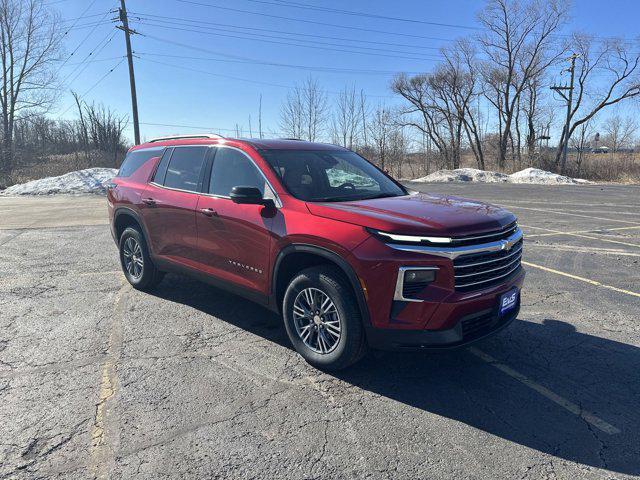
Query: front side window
209,148,267,196
261,149,406,202
161,146,207,192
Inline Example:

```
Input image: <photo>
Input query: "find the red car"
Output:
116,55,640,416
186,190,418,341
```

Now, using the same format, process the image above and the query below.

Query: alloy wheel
123,237,144,279
293,287,342,354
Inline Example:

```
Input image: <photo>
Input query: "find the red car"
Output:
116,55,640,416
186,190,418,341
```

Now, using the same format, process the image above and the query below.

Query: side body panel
196,195,274,295
139,183,199,265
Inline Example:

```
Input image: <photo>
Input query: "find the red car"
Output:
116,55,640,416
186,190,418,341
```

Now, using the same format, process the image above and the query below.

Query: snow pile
508,167,590,185
1,168,118,195
415,168,510,183
414,167,590,185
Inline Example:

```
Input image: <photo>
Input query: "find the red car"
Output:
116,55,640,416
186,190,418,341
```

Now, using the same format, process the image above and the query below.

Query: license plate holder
499,287,519,317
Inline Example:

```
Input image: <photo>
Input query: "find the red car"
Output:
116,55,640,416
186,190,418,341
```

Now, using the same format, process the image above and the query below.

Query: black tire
283,265,367,371
119,226,164,290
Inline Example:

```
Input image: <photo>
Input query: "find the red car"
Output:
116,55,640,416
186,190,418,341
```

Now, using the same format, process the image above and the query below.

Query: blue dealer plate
499,288,519,316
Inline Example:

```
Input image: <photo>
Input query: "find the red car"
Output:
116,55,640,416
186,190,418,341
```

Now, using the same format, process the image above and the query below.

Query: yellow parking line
522,261,640,298
501,204,640,225
469,347,620,435
522,225,640,238
521,224,640,248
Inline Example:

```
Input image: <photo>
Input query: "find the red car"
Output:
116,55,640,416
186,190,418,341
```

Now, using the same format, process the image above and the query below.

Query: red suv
108,135,524,370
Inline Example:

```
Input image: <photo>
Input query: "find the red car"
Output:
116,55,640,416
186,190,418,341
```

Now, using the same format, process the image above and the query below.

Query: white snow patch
414,168,509,183
413,167,591,185
1,168,118,195
507,167,590,184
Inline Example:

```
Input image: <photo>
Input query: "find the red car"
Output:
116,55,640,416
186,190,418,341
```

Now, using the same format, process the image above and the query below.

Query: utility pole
551,53,578,174
118,0,140,145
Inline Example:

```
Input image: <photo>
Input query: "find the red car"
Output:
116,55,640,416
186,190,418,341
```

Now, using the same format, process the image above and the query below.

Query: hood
306,193,516,236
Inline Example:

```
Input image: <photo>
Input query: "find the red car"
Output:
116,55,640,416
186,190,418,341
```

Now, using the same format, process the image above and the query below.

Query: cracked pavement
1,184,639,479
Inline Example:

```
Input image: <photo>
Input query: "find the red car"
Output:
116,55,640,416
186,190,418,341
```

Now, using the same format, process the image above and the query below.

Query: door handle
142,197,157,206
200,208,217,217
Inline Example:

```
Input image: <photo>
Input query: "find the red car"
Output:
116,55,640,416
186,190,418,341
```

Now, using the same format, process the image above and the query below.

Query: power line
172,0,636,45
53,0,102,72
58,58,126,116
239,0,479,30
130,12,446,52
135,21,440,62
56,0,116,74
171,0,460,43
59,11,114,24
137,56,396,99
62,55,126,67
60,30,117,86
136,52,422,76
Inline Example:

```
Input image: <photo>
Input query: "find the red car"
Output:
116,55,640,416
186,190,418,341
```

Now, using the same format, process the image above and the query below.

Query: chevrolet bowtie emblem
501,238,515,250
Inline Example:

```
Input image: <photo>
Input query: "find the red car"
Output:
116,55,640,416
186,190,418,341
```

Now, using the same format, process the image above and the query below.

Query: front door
196,146,275,296
140,146,208,267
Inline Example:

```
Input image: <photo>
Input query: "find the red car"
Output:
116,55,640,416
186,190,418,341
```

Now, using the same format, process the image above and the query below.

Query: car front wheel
283,266,367,370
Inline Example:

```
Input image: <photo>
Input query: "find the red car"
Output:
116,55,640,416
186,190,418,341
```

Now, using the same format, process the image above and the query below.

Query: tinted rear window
117,148,164,177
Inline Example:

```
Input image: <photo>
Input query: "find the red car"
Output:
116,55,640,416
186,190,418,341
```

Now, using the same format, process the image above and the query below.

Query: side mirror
230,186,270,206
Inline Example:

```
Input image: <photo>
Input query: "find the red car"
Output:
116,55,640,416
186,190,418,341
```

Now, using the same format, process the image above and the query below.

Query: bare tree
388,126,409,178
393,70,464,169
0,0,61,176
368,106,393,171
554,34,640,172
302,77,328,142
331,85,363,149
478,0,568,168
569,118,594,176
522,75,546,162
602,114,638,154
280,86,304,140
83,102,128,166
443,41,486,169
280,77,328,142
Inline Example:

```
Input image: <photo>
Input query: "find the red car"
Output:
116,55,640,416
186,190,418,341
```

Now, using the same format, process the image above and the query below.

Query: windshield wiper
310,192,402,202
359,192,403,200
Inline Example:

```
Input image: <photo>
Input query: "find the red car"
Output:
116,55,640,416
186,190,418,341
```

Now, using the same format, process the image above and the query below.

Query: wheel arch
113,207,151,248
271,244,371,326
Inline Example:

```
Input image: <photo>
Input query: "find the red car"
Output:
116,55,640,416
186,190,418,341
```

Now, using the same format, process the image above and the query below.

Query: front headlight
367,228,452,245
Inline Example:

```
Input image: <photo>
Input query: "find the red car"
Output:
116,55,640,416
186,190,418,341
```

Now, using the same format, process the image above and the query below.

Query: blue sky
50,0,640,142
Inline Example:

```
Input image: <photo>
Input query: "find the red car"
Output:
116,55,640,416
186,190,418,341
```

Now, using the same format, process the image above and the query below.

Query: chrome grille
454,238,523,291
449,221,518,247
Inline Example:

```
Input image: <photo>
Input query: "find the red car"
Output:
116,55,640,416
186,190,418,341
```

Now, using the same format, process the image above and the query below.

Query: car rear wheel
283,266,367,370
119,226,164,290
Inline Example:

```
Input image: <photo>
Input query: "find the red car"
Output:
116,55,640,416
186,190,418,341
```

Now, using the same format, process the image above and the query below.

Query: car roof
130,136,349,152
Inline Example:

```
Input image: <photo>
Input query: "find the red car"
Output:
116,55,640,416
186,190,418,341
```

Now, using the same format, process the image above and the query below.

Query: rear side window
117,148,163,177
209,148,266,196
162,146,208,192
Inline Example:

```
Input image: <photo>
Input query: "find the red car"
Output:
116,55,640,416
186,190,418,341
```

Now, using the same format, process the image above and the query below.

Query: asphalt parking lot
1,183,639,479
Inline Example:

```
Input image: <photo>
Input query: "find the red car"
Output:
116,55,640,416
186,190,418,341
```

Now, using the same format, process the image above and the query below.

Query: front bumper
365,301,520,351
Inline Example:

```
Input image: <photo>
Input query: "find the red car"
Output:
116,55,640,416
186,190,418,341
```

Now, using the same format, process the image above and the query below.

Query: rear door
196,146,276,295
141,145,209,267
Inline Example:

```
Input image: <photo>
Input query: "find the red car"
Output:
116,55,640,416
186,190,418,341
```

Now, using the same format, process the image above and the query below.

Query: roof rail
147,133,225,143
279,137,303,141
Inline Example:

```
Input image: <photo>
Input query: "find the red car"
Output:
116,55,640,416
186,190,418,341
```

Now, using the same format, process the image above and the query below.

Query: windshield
260,149,406,202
